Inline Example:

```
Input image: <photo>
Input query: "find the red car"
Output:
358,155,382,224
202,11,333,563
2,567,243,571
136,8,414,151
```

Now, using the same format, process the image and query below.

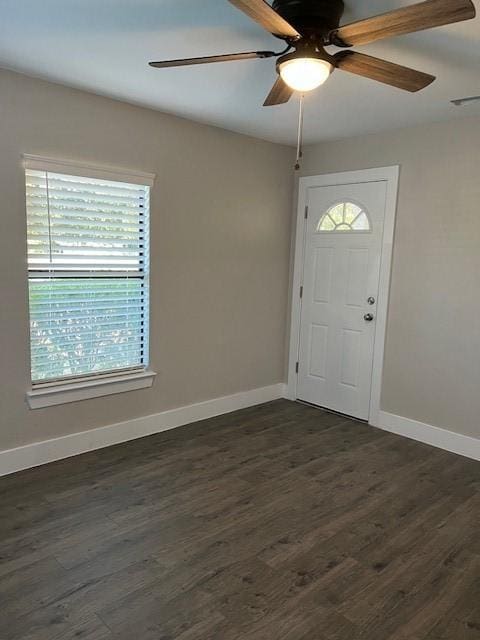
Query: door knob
364,313,374,322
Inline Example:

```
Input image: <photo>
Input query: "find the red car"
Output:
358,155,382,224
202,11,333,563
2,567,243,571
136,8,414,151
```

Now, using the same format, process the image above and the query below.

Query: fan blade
228,0,300,37
263,76,294,106
330,0,476,46
335,51,435,92
149,50,275,68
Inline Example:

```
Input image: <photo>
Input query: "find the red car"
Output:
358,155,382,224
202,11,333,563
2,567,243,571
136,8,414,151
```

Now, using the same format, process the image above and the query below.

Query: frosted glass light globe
279,57,332,92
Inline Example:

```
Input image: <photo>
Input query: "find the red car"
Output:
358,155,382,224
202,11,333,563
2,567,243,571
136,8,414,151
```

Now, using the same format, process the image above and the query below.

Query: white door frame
286,166,399,426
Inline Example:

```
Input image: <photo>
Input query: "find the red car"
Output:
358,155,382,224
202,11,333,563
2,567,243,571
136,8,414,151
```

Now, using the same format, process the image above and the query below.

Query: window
25,157,154,400
317,202,371,232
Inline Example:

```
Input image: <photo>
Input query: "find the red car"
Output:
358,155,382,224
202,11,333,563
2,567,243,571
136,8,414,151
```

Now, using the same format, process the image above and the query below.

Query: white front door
297,180,388,420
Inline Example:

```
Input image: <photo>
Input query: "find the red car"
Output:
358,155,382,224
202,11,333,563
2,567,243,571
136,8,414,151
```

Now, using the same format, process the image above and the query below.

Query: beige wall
1,66,478,454
300,116,480,440
0,69,294,451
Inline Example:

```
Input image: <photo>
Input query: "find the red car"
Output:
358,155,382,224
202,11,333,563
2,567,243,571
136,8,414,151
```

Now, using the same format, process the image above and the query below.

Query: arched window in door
317,202,371,232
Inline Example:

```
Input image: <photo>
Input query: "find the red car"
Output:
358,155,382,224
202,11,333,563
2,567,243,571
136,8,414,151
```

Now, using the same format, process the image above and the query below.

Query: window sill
26,370,156,409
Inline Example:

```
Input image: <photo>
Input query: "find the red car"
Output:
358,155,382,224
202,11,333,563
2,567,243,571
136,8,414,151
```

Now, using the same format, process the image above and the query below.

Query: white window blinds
25,164,151,384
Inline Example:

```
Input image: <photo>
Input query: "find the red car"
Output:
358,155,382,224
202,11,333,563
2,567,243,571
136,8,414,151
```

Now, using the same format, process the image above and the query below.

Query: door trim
286,166,400,426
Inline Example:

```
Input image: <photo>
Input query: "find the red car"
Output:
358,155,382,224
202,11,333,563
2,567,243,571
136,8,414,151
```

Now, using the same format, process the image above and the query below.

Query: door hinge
299,285,303,299
304,205,308,219
295,362,299,374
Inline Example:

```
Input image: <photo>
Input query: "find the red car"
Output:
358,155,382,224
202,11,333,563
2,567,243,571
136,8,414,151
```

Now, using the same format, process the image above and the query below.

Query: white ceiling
0,0,479,145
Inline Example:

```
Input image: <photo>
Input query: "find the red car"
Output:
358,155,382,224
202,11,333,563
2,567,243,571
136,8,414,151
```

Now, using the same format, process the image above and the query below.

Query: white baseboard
3,387,477,477
0,383,287,477
375,411,480,462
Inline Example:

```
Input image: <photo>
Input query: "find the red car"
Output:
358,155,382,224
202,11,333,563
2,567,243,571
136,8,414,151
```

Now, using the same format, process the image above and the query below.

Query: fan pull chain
294,93,305,171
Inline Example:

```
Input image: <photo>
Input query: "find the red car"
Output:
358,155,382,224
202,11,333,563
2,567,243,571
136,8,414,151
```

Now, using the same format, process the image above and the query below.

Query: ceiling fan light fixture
150,0,478,104
279,57,332,92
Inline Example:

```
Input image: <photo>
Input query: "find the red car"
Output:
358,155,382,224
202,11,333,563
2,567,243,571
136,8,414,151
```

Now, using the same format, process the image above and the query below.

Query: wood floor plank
1,399,479,639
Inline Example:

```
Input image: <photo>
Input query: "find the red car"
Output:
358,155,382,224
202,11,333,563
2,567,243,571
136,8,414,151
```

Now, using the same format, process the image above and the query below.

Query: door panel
313,247,333,303
340,328,361,388
309,324,328,379
297,181,387,420
346,249,369,307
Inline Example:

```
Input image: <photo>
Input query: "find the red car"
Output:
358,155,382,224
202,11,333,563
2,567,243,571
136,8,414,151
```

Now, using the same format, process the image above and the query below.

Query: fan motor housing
272,0,345,38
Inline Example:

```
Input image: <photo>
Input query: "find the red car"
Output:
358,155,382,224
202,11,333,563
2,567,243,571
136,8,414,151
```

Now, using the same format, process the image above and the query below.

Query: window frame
23,155,156,408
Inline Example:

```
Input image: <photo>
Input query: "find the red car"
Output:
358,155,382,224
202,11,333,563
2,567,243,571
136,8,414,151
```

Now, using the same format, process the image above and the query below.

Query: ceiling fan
149,0,476,105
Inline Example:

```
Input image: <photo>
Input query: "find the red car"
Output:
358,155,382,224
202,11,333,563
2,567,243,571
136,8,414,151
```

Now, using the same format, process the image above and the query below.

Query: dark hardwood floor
1,399,479,639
